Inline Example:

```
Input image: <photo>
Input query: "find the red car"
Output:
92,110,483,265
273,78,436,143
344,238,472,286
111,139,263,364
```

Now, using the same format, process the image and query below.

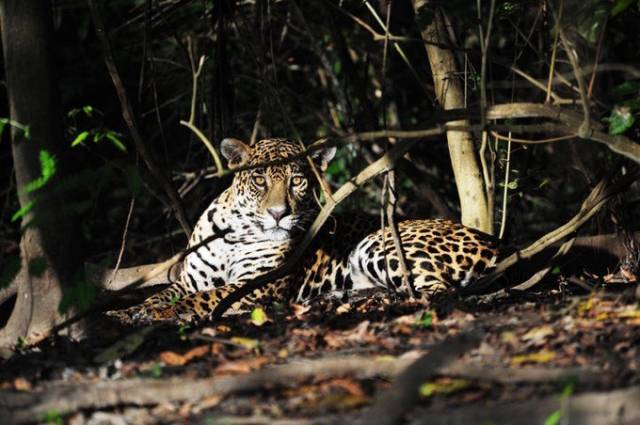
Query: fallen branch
467,169,640,293
0,351,604,424
410,386,640,425
85,261,181,291
209,386,640,425
358,331,482,425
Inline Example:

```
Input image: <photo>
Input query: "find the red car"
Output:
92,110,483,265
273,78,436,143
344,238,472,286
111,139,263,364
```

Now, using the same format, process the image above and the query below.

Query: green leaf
93,131,104,142
23,150,57,193
0,118,7,138
415,310,434,329
41,411,64,425
611,80,640,99
608,106,636,135
68,105,94,118
612,0,635,16
333,60,342,75
71,131,90,147
507,179,519,190
28,257,48,277
151,362,163,378
105,132,126,152
0,255,21,289
544,410,562,425
11,200,35,222
250,307,269,326
551,266,561,275
560,377,576,399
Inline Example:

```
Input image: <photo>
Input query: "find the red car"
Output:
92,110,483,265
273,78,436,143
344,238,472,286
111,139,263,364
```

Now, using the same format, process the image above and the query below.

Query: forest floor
1,278,639,424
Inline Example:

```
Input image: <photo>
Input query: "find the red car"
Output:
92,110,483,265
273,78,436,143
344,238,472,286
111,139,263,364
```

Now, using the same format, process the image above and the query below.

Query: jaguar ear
221,138,251,168
310,142,337,172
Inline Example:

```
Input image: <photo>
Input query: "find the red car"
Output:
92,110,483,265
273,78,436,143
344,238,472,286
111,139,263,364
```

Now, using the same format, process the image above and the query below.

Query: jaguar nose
267,206,288,222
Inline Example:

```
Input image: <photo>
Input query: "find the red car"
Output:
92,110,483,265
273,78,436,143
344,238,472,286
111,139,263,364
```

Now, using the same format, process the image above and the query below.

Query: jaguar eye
252,175,266,186
291,176,303,186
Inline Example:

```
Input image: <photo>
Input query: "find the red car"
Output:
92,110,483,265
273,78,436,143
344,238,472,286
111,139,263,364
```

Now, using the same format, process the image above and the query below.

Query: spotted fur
109,138,498,323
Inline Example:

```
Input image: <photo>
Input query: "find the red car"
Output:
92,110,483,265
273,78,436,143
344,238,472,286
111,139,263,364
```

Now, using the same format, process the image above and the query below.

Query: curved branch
486,103,640,163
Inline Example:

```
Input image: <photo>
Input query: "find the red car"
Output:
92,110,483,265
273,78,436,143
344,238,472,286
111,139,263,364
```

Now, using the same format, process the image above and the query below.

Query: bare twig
498,132,512,239
179,42,225,176
107,196,136,288
545,11,561,103
478,0,496,128
378,3,414,299
511,236,576,291
551,2,592,137
384,171,415,298
87,0,191,236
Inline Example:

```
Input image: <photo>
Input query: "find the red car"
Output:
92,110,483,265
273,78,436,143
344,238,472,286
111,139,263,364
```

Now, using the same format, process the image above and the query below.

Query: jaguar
110,137,498,323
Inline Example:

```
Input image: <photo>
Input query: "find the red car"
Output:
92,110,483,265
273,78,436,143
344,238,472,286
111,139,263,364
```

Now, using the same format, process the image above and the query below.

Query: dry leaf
192,395,223,414
511,349,557,366
500,330,519,347
230,336,260,350
324,320,373,348
291,303,311,319
336,303,352,314
160,344,210,366
521,325,555,345
331,378,365,397
214,356,267,374
13,377,31,391
419,378,470,397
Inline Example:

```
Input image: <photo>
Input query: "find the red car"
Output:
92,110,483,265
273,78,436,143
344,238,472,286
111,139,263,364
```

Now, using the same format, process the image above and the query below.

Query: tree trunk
0,0,83,349
411,0,492,233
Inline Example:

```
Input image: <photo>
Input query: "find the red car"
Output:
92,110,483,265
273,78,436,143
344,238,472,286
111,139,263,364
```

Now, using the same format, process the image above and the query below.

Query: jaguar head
221,138,336,241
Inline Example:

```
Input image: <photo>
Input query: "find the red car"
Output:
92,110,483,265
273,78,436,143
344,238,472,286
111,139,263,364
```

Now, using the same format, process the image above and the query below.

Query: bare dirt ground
1,278,639,424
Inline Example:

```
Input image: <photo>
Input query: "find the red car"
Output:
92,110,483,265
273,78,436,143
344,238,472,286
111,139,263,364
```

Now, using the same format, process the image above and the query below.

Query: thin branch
0,349,606,424
362,0,433,93
179,43,226,176
87,0,191,236
498,132,512,239
490,130,574,144
107,196,136,288
551,2,592,136
478,0,496,128
545,13,560,103
587,18,608,98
